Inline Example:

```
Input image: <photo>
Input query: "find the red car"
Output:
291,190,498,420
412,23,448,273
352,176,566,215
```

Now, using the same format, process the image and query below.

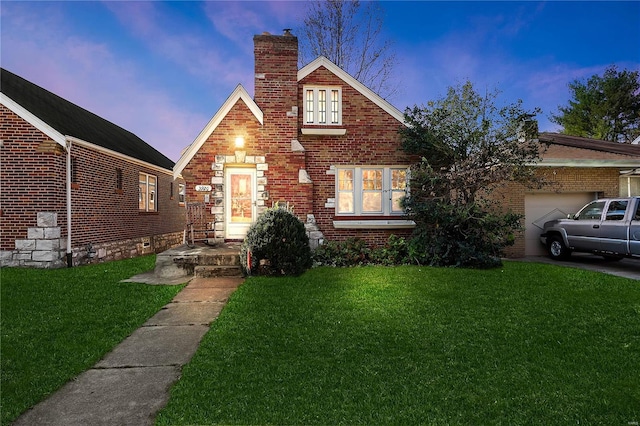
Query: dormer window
304,86,342,125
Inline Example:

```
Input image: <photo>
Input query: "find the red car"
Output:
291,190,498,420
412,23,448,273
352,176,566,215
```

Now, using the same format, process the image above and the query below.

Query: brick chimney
252,31,312,218
253,30,298,123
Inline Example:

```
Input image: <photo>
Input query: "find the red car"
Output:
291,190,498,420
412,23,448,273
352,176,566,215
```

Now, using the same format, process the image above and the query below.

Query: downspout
65,138,73,267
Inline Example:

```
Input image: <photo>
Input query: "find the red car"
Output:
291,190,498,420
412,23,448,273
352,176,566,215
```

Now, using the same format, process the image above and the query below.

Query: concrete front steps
154,243,243,279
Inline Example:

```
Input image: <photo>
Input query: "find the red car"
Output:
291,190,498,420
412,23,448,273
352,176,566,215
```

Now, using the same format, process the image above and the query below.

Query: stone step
194,265,243,278
197,253,241,266
154,244,241,279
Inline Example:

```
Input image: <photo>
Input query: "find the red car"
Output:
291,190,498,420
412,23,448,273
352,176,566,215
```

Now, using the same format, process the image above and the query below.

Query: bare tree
298,0,397,100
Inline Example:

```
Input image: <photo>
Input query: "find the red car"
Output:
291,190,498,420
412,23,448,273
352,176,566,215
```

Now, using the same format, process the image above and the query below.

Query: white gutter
65,138,72,267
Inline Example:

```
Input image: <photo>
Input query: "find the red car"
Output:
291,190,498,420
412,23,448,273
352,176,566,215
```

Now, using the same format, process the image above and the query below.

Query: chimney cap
283,28,292,36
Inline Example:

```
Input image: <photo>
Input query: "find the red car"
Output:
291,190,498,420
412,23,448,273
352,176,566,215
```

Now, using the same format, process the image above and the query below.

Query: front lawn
0,256,185,426
158,263,640,425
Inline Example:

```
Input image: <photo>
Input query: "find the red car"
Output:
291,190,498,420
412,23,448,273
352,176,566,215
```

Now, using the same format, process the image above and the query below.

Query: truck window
634,202,640,221
605,200,628,221
576,201,605,220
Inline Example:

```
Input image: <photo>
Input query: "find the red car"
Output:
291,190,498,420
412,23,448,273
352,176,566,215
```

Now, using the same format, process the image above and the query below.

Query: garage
524,192,597,256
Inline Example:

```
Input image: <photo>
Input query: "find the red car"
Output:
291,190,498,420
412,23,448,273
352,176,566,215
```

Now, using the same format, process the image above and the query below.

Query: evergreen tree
552,66,640,143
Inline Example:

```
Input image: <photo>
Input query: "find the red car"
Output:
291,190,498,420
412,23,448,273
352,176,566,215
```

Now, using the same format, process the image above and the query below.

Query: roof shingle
1,68,174,170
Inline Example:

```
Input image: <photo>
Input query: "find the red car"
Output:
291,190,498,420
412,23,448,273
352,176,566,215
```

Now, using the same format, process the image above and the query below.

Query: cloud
1,1,209,161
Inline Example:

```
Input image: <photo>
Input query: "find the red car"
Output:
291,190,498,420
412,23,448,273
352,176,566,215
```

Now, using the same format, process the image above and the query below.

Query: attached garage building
501,133,640,258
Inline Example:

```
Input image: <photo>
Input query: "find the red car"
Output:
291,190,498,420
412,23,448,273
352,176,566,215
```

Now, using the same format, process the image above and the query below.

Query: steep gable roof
173,84,262,177
298,56,406,125
0,68,174,170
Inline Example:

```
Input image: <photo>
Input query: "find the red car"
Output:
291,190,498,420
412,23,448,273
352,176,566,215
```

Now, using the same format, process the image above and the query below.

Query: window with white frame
178,183,185,204
620,175,640,197
336,167,408,215
139,172,157,212
304,86,342,125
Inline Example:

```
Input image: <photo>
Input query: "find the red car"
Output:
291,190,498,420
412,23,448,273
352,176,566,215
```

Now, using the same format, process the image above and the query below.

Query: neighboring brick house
498,132,640,257
1,68,186,268
174,32,415,249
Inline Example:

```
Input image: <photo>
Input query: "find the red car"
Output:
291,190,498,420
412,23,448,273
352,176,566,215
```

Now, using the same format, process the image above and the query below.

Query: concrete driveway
523,254,640,281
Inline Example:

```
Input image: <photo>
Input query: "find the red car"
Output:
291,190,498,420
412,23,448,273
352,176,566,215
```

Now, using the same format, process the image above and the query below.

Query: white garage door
524,192,596,256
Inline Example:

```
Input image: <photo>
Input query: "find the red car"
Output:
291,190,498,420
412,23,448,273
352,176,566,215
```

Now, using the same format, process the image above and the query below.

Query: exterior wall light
235,136,245,148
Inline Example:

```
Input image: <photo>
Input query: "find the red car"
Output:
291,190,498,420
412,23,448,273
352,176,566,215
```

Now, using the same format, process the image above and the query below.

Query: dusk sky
2,1,639,162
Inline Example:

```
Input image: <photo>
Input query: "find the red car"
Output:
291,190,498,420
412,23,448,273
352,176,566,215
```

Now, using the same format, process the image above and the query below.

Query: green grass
1,256,185,426
157,263,640,425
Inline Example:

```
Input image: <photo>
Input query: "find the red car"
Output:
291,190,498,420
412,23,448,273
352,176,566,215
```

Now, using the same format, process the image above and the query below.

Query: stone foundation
1,212,66,268
72,231,184,267
1,211,183,269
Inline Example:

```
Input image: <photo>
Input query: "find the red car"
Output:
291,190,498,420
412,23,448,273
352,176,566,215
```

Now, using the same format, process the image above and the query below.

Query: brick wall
1,105,185,267
68,143,184,248
1,104,66,250
299,67,414,247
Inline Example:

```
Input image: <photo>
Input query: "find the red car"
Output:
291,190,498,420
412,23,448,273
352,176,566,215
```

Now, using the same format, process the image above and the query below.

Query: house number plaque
195,185,212,192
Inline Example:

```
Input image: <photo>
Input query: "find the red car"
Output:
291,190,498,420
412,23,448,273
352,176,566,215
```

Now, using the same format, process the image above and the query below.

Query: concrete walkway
13,276,244,426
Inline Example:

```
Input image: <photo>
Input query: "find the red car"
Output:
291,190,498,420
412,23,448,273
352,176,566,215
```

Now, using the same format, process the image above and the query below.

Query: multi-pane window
336,167,408,215
304,86,342,125
391,169,408,213
337,169,354,213
139,172,157,212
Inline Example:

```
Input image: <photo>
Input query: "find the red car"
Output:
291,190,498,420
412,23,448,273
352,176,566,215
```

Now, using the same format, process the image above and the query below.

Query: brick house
499,132,640,257
174,32,415,249
1,68,186,268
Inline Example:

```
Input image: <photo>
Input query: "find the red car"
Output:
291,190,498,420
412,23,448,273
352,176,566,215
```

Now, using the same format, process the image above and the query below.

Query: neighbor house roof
0,68,174,170
539,132,640,157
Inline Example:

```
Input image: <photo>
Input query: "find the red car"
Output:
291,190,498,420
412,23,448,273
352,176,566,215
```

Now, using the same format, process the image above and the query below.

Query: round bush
240,208,312,276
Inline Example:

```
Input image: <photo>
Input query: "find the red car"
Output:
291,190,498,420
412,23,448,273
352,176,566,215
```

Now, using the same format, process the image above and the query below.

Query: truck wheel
548,236,570,260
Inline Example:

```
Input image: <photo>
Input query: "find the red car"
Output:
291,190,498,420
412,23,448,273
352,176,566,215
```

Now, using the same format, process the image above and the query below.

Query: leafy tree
401,81,542,268
552,66,640,143
298,0,397,99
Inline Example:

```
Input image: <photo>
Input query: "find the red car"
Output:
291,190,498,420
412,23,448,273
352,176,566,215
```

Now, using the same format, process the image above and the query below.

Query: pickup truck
540,196,640,260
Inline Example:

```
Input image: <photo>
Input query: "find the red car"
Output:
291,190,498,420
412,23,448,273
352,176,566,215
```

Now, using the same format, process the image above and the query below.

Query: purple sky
2,1,639,162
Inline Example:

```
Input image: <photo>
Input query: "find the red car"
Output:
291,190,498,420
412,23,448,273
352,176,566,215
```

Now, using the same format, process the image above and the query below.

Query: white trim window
178,183,186,204
304,86,342,125
336,166,408,215
620,175,640,197
139,172,157,212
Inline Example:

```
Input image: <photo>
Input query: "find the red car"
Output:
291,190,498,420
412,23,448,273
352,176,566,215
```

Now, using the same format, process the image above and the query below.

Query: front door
225,167,257,240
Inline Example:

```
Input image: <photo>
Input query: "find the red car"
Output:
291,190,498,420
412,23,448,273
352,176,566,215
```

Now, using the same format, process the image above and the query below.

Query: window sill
333,219,415,229
139,211,159,215
301,128,347,136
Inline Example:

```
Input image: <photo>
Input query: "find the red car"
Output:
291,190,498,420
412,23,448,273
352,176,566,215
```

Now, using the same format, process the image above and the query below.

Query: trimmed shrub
240,208,311,276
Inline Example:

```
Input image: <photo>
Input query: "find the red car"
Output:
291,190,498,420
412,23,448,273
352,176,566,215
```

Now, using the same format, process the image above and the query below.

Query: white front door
225,167,257,240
